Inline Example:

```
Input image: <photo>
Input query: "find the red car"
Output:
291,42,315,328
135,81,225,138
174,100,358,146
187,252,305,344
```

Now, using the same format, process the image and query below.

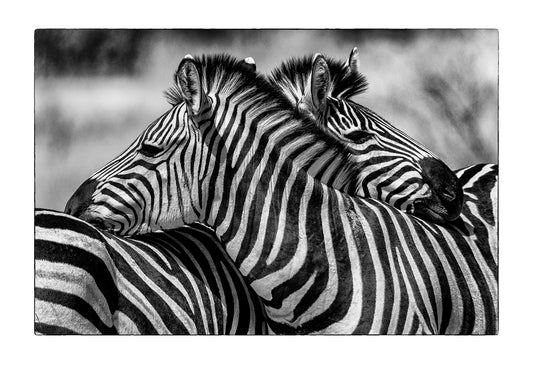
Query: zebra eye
139,142,164,157
343,130,374,143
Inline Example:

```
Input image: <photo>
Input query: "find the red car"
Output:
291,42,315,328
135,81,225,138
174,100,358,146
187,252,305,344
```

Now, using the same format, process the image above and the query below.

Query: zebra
65,55,463,232
267,52,497,333
39,52,492,332
47,51,458,334
36,166,495,334
36,165,495,335
267,49,463,223
35,209,268,334
266,48,497,268
63,54,497,334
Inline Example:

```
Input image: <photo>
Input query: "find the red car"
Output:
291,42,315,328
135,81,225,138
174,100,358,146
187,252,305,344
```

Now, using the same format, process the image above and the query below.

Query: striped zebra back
35,209,268,334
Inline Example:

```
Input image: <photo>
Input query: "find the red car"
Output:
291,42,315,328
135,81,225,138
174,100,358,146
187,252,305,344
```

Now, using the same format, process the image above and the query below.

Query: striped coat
35,209,267,334
62,54,497,334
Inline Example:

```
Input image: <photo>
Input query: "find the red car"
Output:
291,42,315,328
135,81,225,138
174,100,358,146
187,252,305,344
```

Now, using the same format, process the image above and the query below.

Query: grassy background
35,29,498,211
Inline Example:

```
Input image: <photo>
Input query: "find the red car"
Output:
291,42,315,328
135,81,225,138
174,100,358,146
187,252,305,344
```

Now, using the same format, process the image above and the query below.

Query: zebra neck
203,101,357,235
197,109,363,330
201,91,356,226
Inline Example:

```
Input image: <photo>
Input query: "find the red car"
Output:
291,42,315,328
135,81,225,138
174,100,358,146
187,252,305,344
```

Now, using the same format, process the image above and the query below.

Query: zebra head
65,55,218,235
268,50,463,223
63,54,358,235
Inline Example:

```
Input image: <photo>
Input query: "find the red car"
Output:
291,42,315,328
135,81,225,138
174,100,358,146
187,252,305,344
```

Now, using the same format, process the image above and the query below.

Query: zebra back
35,209,268,334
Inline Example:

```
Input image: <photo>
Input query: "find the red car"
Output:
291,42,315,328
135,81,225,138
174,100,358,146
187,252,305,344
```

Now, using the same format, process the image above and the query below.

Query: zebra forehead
269,54,368,100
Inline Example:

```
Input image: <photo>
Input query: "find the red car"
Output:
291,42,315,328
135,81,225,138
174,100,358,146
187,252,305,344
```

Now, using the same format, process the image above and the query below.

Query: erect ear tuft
346,46,360,73
309,53,331,111
242,57,256,72
176,56,205,115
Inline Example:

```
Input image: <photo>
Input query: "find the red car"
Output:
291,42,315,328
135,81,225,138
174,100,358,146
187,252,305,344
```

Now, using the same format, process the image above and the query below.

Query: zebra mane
165,53,361,186
268,54,369,107
165,53,283,107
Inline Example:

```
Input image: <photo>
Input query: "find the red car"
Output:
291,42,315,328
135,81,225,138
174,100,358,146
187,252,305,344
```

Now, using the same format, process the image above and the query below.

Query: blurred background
35,29,498,211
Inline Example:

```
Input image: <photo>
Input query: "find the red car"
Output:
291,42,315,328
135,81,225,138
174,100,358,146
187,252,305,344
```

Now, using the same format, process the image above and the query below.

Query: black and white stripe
268,51,463,223
64,54,497,334
35,209,268,334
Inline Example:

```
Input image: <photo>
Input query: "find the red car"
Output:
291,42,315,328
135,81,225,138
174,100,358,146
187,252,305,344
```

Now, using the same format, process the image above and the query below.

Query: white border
3,0,532,375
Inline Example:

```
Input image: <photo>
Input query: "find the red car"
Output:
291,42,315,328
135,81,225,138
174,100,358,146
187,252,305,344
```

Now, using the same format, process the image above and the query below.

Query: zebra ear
176,55,207,116
308,53,331,113
346,46,360,73
242,57,256,72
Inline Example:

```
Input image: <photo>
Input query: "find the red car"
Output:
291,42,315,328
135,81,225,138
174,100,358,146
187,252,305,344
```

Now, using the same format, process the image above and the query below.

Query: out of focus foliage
34,29,478,76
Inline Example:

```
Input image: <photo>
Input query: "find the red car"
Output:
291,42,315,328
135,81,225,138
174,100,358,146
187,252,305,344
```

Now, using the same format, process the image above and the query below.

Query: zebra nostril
440,188,456,202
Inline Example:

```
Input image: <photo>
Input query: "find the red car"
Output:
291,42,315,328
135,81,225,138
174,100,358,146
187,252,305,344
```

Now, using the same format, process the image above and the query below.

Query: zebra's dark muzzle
65,178,119,233
415,157,464,223
65,179,99,218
